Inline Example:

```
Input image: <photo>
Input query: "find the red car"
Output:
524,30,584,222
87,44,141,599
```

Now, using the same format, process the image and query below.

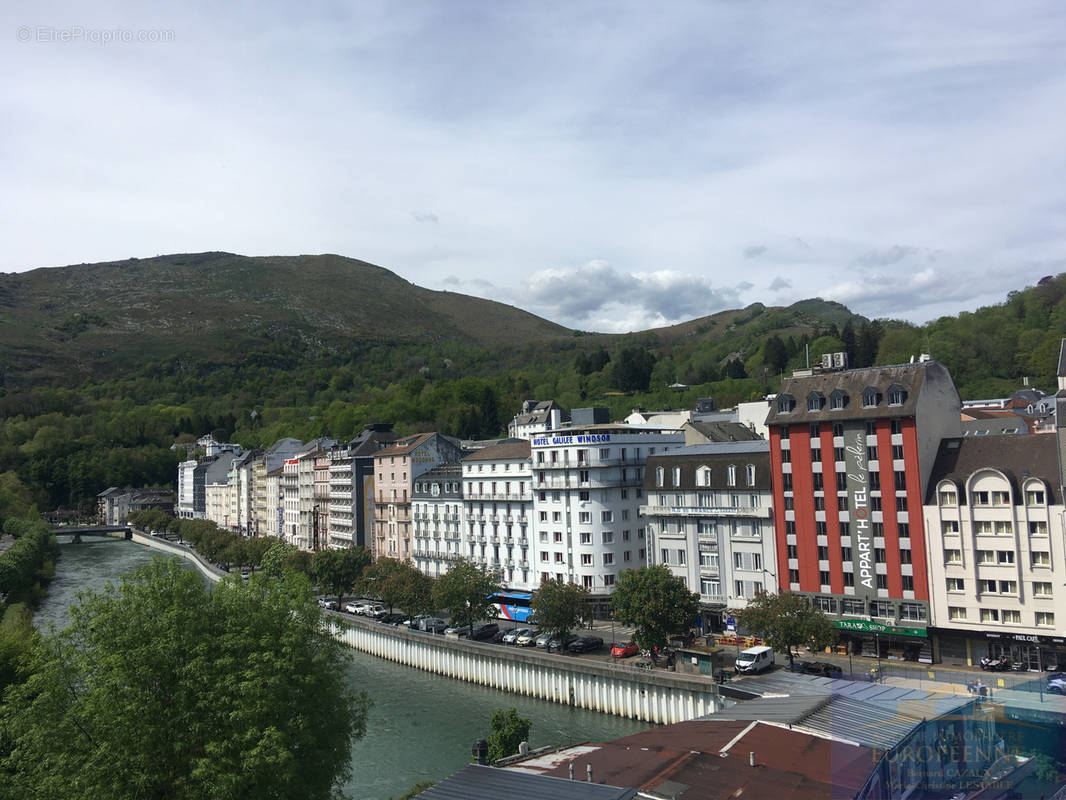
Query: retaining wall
331,616,721,724
127,530,721,723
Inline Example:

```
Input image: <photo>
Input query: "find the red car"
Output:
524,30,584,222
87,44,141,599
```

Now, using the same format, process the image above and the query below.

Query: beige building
923,434,1066,668
373,433,463,561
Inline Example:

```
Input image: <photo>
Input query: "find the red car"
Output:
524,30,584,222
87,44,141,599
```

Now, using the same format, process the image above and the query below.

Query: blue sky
3,1,1064,331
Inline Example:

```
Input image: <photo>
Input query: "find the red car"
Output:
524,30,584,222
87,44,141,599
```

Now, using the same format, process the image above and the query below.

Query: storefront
931,627,1066,670
834,619,932,663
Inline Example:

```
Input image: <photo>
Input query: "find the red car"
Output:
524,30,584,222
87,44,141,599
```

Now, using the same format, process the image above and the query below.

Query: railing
642,504,770,519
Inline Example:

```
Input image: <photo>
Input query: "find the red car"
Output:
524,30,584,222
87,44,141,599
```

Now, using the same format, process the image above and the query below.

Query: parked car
419,617,448,634
611,641,640,659
344,602,362,614
378,613,408,626
1047,675,1066,694
317,598,339,611
515,630,540,647
795,661,843,678
365,604,387,619
568,636,604,654
405,615,429,629
548,634,579,653
503,627,534,645
469,622,500,641
534,632,555,649
444,624,468,636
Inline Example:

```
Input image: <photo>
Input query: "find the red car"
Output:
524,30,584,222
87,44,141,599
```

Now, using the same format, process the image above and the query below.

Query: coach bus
490,591,534,623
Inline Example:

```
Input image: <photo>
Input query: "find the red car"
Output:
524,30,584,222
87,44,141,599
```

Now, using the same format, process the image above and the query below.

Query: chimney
587,764,593,782
472,739,488,766
569,763,575,780
750,751,756,767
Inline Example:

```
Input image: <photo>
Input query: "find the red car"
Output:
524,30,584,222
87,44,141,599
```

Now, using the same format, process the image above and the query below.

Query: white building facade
641,442,776,633
460,441,534,589
412,463,464,577
530,423,684,615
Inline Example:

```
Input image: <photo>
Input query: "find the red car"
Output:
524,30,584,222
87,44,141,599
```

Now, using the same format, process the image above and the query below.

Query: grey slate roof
765,361,959,426
417,764,636,800
644,442,772,491
924,434,1060,505
683,419,761,442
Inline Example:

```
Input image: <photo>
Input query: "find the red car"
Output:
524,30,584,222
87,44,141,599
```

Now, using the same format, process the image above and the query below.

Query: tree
730,591,837,667
611,565,699,653
611,347,655,392
762,335,788,375
311,545,371,606
260,539,297,577
0,559,369,800
359,558,433,615
485,707,531,763
431,558,502,634
530,578,588,645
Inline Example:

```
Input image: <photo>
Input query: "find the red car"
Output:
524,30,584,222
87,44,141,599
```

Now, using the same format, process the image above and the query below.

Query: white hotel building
530,421,684,616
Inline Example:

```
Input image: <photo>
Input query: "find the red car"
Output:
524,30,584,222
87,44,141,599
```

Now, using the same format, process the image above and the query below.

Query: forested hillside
1,252,1063,514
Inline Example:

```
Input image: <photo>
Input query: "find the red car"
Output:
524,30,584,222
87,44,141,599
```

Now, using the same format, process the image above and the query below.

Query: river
36,540,651,799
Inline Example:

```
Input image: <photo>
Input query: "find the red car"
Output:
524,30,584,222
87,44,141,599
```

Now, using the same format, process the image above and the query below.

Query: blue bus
490,591,534,623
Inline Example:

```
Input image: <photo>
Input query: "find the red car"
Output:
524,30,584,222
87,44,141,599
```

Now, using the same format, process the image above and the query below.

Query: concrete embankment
129,530,721,723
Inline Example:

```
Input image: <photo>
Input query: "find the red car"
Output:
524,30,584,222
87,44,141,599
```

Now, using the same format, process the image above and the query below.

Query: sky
3,1,1065,332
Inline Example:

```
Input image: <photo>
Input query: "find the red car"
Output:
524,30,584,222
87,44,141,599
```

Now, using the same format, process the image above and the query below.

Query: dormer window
777,394,796,414
862,387,882,408
697,466,712,486
727,464,737,487
887,384,907,406
829,390,849,411
806,392,825,412
672,466,681,487
745,464,756,486
655,466,665,487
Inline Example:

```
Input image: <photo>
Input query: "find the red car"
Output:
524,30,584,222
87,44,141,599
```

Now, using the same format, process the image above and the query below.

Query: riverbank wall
128,531,721,724
332,617,721,724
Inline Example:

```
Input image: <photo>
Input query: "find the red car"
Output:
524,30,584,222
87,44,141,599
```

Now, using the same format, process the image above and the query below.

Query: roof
644,442,772,491
376,432,435,457
1058,338,1066,379
924,434,1060,505
683,419,762,442
512,400,568,427
765,361,959,426
463,440,531,462
509,720,875,800
417,764,635,800
960,418,1029,436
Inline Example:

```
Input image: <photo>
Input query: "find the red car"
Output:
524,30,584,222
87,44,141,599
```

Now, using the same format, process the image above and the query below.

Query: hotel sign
532,434,611,446
845,422,877,599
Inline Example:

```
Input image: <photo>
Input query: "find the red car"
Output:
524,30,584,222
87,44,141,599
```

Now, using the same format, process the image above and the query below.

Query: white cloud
1,1,1064,332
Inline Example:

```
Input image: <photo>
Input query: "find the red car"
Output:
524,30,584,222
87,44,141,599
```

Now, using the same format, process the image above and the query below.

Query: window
947,577,965,592
1002,610,1021,624
862,388,882,408
579,511,591,524
602,531,614,544
948,606,967,620
841,546,852,562
807,392,825,411
891,444,904,460
898,522,910,539
829,390,848,410
780,448,791,464
942,520,959,535
727,465,737,487
876,574,888,589
746,464,756,486
996,550,1014,564
540,552,549,562
813,597,837,613
841,598,864,615
623,550,631,562
972,490,990,506
871,600,893,618
539,531,548,543
700,551,719,568
976,550,994,564
701,579,720,596
1034,582,1053,597
580,553,592,565
891,419,903,435
603,553,614,565
839,521,850,538
939,489,957,506
900,603,925,621
1027,489,1046,506
899,548,911,564
579,531,592,544
994,521,1012,536
601,510,613,523
777,394,795,413
554,552,564,563
1032,551,1051,567
999,580,1017,594
819,570,831,586
603,574,615,587
834,447,845,463
887,385,906,405
974,520,993,535
833,423,844,437
1029,521,1048,536
660,548,670,565
697,466,712,486
552,511,562,523
672,466,681,487
894,471,906,491
1037,612,1056,627
992,491,1010,506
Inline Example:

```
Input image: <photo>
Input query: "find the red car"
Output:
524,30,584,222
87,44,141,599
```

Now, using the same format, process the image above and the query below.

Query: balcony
642,504,770,519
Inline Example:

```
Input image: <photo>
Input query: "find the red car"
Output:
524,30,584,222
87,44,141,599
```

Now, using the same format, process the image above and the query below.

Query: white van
735,645,774,674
